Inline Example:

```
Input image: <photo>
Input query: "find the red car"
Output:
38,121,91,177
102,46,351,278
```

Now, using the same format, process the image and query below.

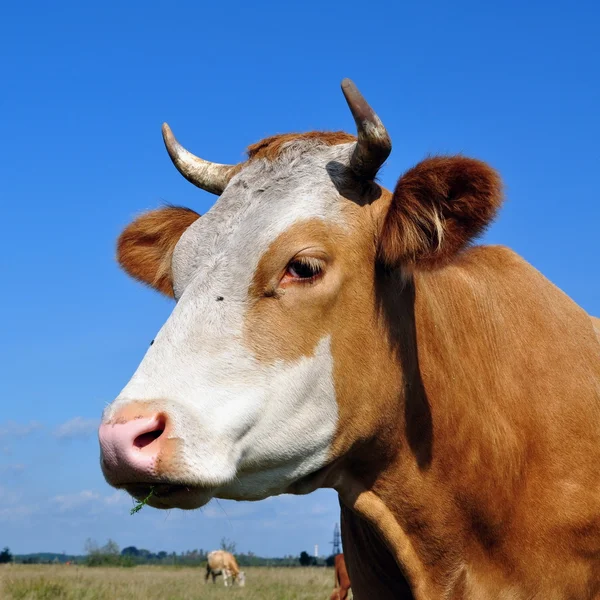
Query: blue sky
1,0,598,556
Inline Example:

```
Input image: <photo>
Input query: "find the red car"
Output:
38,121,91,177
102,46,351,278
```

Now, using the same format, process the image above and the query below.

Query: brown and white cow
205,550,245,586
99,79,600,599
330,553,351,600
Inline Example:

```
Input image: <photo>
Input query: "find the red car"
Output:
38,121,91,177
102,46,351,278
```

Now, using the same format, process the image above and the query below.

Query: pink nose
99,411,167,484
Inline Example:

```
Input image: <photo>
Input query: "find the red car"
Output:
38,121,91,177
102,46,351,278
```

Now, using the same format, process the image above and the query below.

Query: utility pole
330,523,341,555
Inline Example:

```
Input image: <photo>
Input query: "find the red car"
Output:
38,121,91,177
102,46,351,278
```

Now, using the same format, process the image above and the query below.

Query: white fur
104,140,357,506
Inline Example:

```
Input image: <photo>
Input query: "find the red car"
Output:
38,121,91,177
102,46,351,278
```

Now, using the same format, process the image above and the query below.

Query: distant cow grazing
330,554,351,600
99,79,600,599
205,550,245,586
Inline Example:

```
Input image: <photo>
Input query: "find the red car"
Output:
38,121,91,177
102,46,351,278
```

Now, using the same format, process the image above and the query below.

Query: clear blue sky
1,0,598,556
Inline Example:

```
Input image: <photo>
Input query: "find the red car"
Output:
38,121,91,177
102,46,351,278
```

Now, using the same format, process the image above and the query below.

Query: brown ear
378,156,503,270
117,206,200,297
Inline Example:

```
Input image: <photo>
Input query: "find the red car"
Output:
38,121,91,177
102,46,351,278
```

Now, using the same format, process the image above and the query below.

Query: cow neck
331,269,468,599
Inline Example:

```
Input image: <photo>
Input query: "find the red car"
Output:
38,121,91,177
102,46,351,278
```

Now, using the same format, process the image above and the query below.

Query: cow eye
285,257,323,281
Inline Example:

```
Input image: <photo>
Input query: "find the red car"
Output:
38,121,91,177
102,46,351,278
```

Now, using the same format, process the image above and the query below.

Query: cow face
99,80,502,510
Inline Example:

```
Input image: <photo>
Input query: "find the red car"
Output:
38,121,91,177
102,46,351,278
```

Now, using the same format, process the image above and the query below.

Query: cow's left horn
341,79,392,180
162,123,236,195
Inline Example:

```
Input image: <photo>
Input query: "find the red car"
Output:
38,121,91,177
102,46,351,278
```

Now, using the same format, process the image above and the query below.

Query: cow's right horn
162,123,236,195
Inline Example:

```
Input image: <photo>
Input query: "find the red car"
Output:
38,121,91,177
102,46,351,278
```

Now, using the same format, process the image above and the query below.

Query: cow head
99,80,502,510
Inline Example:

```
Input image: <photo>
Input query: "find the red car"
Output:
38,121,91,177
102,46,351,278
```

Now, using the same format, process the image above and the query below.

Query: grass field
0,564,335,600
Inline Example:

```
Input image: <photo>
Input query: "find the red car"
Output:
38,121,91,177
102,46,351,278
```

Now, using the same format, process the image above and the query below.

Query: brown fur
331,246,600,599
117,206,199,297
116,133,355,298
330,553,351,600
245,219,351,364
592,316,600,341
379,156,503,270
117,131,600,598
247,131,356,161
237,141,600,597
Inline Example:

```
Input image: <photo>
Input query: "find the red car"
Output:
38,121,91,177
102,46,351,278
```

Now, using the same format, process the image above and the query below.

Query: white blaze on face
104,140,356,502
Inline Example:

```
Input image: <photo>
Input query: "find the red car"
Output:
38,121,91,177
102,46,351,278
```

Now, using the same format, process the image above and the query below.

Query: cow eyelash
285,256,324,282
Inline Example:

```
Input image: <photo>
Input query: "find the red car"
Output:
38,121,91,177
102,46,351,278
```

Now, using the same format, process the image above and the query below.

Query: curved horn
341,79,392,180
162,123,236,195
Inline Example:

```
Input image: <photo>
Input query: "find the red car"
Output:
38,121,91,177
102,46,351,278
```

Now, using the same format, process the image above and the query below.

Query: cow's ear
378,156,503,270
117,206,200,297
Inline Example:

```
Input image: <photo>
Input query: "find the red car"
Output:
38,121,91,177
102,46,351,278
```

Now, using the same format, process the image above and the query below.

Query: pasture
0,565,333,600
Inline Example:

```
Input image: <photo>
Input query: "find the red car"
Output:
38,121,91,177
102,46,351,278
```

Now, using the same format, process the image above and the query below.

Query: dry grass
0,564,334,600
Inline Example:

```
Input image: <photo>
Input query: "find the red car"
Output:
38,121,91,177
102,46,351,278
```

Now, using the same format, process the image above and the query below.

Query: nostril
134,429,163,449
133,416,166,449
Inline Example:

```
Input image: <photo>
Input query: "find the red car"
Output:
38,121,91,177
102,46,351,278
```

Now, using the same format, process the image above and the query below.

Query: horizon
1,0,598,557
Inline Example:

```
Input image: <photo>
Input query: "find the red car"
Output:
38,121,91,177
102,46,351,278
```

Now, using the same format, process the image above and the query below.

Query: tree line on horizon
4,538,338,568
0,547,12,564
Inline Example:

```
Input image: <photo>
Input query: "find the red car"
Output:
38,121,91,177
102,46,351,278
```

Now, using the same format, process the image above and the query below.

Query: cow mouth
124,482,215,510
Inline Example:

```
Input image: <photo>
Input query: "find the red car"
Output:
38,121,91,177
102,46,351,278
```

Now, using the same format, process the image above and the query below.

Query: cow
98,79,600,599
330,553,351,600
205,550,245,586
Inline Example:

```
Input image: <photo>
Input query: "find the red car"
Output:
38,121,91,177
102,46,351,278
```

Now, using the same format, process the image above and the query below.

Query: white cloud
51,490,100,512
0,420,43,440
0,487,132,525
0,486,38,521
310,503,330,515
54,417,99,440
0,463,26,475
50,489,132,515
0,486,22,505
0,486,341,556
103,491,130,507
0,505,38,520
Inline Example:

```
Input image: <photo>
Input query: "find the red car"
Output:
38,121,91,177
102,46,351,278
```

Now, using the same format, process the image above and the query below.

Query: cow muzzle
98,404,216,510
